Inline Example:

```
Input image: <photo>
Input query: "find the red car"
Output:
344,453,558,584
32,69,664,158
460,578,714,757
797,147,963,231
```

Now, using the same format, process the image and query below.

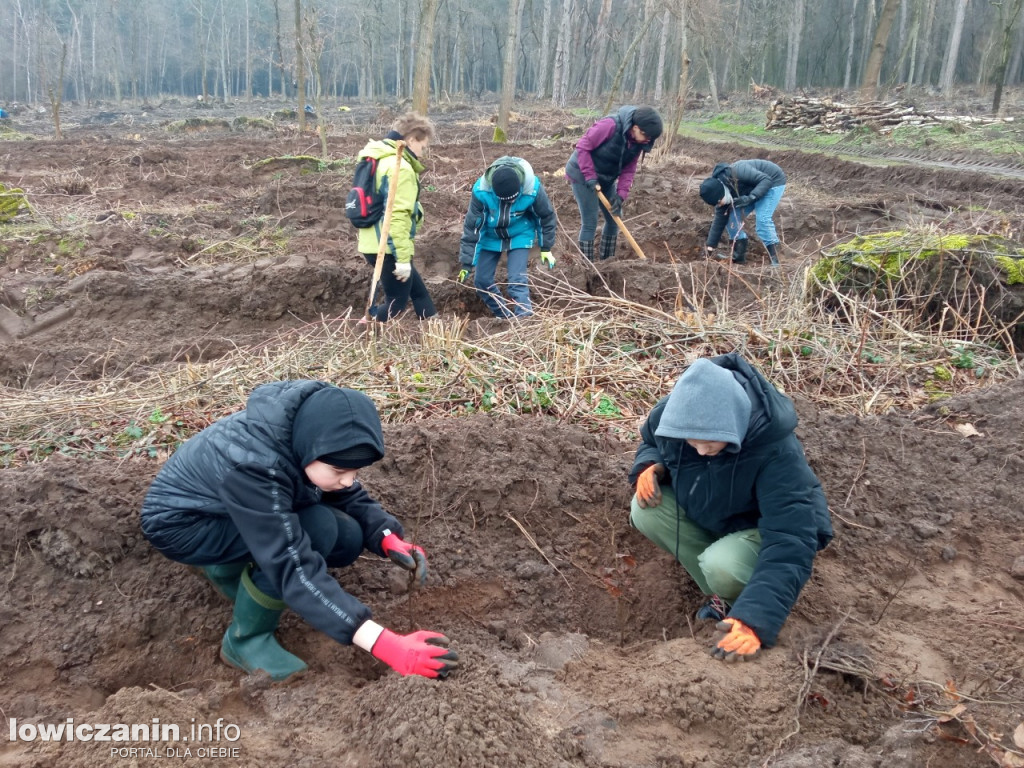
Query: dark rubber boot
199,562,247,602
766,242,780,266
579,239,595,262
599,234,618,261
732,238,748,264
220,565,308,682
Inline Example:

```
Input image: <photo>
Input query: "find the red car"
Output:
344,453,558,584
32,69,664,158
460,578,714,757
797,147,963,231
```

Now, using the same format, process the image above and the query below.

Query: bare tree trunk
844,0,861,89
631,0,656,100
784,0,806,90
1009,8,1024,83
658,2,689,156
653,7,670,101
219,0,229,102
586,0,612,100
858,0,876,87
273,0,287,98
604,11,657,113
412,0,440,114
494,0,525,142
991,0,1024,112
534,0,553,98
304,6,328,157
243,0,251,99
552,0,574,107
914,0,937,86
860,0,900,97
47,41,68,139
939,0,969,94
295,0,306,129
904,0,921,87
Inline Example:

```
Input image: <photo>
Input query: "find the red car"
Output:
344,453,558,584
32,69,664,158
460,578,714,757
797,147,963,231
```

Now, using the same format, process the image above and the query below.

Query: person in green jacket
356,112,436,322
629,353,832,662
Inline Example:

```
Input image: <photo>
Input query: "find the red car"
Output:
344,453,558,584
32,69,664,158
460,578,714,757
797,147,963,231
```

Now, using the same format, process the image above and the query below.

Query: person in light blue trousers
699,160,787,265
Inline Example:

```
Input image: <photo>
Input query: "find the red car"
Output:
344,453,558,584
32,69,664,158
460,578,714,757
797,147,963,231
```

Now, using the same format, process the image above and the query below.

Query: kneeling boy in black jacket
141,380,457,681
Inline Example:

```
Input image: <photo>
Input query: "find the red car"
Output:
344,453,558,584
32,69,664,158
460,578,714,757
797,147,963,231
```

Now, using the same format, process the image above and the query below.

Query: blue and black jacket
459,157,557,269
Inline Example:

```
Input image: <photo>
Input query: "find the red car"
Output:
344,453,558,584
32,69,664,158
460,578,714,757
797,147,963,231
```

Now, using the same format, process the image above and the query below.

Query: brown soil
2,99,1023,768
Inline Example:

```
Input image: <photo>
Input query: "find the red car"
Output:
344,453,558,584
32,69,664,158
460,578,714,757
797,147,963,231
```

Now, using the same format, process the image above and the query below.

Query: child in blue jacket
458,156,557,319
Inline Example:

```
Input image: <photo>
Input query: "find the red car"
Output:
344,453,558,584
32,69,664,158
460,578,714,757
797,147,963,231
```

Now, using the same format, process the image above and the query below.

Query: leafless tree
940,0,970,94
494,0,525,141
990,0,1024,112
861,0,901,97
412,0,440,113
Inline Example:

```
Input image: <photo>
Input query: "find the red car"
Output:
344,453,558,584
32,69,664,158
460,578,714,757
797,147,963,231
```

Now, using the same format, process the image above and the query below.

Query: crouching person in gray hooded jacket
141,380,458,682
628,353,832,661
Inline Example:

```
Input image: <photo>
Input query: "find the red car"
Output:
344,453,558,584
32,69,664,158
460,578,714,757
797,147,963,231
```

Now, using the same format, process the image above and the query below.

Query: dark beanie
699,177,725,206
318,444,380,469
632,106,663,141
491,166,521,201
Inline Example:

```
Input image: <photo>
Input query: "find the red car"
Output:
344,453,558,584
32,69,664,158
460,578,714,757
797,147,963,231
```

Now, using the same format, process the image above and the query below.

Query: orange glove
711,618,761,662
635,463,664,508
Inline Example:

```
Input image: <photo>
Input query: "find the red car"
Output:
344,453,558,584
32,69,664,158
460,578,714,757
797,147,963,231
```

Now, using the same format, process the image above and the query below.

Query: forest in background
2,0,1024,111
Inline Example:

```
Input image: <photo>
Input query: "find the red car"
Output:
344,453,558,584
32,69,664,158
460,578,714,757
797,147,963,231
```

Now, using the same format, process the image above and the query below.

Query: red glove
635,463,664,508
371,629,459,678
711,618,762,662
381,531,428,585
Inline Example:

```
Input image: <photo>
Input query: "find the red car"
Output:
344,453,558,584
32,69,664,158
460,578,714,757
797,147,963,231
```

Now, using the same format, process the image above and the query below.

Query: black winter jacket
629,354,830,646
141,380,401,645
706,160,787,247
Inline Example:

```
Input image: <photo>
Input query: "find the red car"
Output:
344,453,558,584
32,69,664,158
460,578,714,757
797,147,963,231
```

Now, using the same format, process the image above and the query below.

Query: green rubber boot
219,565,308,682
199,562,247,602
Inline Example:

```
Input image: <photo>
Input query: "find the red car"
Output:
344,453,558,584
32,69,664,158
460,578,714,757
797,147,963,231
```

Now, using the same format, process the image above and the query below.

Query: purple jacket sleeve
575,118,617,181
617,150,641,199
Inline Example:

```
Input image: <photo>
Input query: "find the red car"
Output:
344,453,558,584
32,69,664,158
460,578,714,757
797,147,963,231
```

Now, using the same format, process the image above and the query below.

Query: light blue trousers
725,184,785,246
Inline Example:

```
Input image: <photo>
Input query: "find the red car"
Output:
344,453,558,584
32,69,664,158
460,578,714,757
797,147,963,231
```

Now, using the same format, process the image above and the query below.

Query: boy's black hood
290,386,385,468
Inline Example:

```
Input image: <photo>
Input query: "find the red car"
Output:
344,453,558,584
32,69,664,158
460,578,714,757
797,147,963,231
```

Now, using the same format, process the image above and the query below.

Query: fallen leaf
937,703,968,722
954,422,982,438
1014,722,1024,749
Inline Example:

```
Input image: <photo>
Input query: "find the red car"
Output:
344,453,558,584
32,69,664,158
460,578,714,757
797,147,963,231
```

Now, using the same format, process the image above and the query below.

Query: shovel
365,140,406,320
597,185,647,260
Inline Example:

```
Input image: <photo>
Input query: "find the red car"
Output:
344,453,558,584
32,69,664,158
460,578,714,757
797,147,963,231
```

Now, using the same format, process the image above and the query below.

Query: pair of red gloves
355,531,458,679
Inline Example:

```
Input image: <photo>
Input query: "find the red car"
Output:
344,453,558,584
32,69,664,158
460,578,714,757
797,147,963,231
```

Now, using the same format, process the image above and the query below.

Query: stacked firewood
765,97,1013,133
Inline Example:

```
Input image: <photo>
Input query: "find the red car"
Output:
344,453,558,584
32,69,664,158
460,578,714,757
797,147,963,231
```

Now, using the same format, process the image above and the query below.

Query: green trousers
630,486,761,600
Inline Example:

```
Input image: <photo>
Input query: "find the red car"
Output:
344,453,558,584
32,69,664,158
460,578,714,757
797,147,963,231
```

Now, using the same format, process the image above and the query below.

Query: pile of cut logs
765,97,1013,133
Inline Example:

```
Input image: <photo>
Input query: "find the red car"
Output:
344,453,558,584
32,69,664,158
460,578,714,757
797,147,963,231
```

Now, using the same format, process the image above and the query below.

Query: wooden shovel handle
366,140,406,320
596,186,646,260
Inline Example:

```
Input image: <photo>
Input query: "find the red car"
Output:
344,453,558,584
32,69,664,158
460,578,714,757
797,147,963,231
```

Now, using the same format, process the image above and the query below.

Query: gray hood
654,358,752,453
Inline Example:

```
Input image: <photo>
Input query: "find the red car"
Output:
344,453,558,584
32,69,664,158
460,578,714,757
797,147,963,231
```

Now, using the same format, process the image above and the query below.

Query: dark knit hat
632,106,663,141
318,444,380,469
699,177,726,206
491,166,521,201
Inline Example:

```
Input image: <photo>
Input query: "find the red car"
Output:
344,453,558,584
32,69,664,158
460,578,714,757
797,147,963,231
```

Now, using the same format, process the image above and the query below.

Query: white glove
393,262,412,282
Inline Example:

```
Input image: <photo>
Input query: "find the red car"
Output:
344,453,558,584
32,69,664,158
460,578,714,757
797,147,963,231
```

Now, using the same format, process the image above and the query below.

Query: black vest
588,106,645,182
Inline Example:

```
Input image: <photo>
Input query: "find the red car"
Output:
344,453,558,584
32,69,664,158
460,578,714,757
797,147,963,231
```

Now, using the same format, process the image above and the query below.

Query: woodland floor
1,95,1023,768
